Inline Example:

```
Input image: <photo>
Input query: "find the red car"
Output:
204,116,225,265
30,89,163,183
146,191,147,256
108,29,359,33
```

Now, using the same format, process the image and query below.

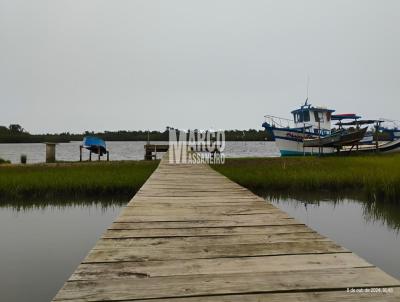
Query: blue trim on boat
280,150,313,156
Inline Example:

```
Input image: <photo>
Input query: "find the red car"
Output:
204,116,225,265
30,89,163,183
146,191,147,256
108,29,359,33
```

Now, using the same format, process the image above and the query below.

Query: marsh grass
0,197,128,212
212,154,400,202
0,161,159,201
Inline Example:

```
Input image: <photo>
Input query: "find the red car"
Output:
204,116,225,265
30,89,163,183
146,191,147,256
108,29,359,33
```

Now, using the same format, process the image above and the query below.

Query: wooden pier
144,144,169,160
53,154,400,301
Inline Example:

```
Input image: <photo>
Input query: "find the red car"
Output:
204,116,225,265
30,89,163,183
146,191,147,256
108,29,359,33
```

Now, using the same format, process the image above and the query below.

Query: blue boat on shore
82,136,107,155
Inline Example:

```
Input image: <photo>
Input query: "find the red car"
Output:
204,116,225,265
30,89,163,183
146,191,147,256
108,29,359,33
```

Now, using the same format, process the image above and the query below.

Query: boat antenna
305,74,310,105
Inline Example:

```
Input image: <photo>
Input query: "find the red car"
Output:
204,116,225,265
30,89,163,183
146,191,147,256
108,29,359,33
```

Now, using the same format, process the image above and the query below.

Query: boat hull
82,136,107,155
342,140,400,154
272,128,335,156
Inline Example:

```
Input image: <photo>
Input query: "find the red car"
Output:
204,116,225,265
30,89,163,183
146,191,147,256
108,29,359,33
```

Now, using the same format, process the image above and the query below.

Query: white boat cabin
291,103,335,136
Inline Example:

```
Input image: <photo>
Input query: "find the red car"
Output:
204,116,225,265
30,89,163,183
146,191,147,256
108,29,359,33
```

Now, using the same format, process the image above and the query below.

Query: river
0,196,399,302
0,141,280,163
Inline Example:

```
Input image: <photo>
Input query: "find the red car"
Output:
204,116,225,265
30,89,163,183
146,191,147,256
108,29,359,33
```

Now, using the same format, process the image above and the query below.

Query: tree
9,124,24,133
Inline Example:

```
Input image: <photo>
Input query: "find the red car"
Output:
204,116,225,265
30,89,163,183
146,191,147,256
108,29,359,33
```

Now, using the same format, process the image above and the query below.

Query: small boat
342,139,400,154
377,119,400,141
303,127,368,148
332,118,377,146
82,136,107,155
336,119,400,154
380,126,400,141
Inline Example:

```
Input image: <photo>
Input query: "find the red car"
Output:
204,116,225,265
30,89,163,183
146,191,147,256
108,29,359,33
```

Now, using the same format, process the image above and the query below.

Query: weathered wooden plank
114,214,297,223
72,253,370,280
52,289,400,302
123,203,277,210
53,267,400,301
104,224,310,236
127,195,266,202
119,206,282,216
84,241,347,262
126,201,267,207
95,232,326,249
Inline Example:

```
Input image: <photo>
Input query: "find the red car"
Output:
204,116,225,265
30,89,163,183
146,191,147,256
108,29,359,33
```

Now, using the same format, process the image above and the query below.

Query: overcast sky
1,0,399,133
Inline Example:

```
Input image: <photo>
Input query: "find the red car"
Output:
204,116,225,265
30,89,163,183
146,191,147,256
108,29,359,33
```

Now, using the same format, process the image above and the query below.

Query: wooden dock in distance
144,144,169,160
53,154,400,301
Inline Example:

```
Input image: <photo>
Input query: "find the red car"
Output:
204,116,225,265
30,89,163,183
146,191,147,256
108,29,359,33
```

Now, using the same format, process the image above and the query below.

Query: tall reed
0,161,158,201
213,154,400,202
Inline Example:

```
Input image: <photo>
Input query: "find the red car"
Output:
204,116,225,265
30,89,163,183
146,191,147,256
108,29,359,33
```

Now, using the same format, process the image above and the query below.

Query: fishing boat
334,118,400,154
82,136,107,155
262,101,369,156
379,120,400,141
382,128,400,141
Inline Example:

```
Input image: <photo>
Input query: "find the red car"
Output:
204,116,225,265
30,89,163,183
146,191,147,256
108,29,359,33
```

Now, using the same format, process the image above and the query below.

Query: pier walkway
53,155,400,301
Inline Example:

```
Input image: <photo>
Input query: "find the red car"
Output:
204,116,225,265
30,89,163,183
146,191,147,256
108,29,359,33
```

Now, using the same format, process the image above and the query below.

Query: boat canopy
337,119,382,126
291,105,335,115
331,114,361,121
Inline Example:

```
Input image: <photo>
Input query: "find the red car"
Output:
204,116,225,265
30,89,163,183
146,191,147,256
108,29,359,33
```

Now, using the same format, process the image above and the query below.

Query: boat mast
303,76,310,157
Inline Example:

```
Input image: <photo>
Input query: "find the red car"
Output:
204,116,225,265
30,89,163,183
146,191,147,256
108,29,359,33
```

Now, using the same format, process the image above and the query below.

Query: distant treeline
0,124,271,143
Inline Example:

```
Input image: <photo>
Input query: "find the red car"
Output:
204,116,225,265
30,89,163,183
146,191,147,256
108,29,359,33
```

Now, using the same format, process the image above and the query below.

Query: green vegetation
0,197,127,211
0,124,270,143
213,154,400,202
1,123,392,144
0,158,10,164
0,161,158,201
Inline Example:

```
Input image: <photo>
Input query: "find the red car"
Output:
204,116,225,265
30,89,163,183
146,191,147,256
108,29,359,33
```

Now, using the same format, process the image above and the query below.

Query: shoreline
1,154,399,203
0,160,158,201
212,154,400,203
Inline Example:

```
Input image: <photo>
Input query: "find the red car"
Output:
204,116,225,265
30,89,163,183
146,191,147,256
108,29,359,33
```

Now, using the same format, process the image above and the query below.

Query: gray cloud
1,0,399,133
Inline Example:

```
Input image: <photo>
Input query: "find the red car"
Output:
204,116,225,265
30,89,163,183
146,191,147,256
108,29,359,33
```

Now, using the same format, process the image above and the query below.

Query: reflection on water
268,195,400,279
362,201,400,231
2,195,399,302
0,199,125,302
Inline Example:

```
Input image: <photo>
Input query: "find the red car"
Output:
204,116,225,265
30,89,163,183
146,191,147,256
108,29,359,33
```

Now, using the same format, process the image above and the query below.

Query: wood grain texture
52,153,400,301
71,253,371,280
54,268,400,301
52,289,400,302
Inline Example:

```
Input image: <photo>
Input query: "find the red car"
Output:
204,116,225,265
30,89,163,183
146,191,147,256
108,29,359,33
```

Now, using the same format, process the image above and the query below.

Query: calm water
0,197,399,302
0,202,124,302
0,141,280,163
271,198,400,280
1,142,399,300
